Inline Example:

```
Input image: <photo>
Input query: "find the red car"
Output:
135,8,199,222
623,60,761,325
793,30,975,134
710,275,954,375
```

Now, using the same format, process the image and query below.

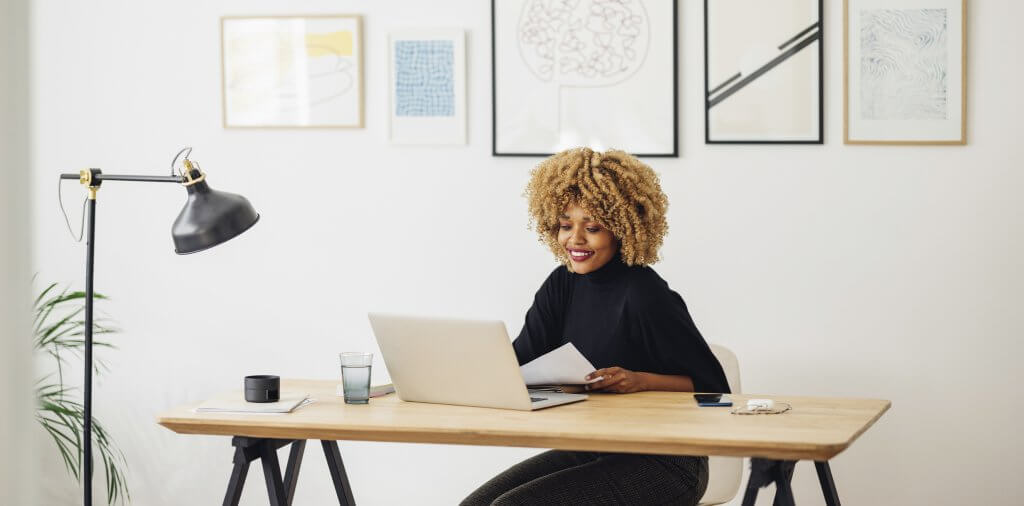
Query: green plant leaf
38,416,80,479
34,286,69,336
38,307,85,347
34,282,59,312
34,280,129,505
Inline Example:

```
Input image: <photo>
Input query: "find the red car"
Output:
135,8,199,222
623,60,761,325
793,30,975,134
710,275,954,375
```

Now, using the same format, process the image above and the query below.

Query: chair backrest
699,344,743,506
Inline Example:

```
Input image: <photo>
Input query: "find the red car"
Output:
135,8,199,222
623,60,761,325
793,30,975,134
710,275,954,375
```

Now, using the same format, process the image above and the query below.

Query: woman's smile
567,248,595,262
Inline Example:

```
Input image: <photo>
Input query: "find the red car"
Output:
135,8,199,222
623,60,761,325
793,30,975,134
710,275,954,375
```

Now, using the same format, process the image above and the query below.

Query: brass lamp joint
80,169,101,199
181,159,207,187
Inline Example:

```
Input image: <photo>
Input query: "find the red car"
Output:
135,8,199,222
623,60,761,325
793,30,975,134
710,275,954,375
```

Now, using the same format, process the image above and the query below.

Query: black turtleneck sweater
512,256,730,394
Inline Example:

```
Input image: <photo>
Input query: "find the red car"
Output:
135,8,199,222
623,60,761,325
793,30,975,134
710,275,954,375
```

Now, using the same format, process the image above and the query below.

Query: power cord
58,176,86,242
170,146,192,176
730,401,792,415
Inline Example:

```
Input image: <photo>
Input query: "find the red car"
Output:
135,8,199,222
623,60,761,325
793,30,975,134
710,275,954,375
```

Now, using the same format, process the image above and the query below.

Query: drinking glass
339,352,373,404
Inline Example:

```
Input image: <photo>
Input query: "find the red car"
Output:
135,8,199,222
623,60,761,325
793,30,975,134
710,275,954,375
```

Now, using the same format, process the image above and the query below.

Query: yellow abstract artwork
222,16,363,128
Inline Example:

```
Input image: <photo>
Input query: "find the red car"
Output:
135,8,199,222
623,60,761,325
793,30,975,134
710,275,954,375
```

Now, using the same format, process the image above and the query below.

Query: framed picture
492,0,678,157
388,29,467,145
704,0,823,144
221,15,364,128
844,0,966,144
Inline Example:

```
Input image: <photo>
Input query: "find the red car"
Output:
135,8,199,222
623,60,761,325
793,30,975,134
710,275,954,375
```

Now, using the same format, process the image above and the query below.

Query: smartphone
694,393,732,407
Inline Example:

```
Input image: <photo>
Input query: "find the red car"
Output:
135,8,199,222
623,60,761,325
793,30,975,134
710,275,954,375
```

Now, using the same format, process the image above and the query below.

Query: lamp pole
83,188,95,506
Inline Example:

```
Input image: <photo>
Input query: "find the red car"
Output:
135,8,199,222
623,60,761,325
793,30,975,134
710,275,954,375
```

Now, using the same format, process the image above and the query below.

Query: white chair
698,344,743,506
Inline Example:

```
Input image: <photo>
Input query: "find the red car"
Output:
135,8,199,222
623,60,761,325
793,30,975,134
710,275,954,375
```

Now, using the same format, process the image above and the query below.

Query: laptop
368,313,587,411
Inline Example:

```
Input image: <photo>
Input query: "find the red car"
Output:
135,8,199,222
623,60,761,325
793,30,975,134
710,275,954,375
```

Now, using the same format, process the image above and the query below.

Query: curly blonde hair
525,147,669,266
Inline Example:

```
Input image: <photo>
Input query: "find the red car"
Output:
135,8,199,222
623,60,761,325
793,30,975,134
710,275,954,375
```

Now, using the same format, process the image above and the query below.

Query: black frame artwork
704,0,824,144
492,0,679,157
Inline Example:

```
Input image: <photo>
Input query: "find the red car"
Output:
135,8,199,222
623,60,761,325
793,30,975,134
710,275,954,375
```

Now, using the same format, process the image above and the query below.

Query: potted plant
34,282,130,505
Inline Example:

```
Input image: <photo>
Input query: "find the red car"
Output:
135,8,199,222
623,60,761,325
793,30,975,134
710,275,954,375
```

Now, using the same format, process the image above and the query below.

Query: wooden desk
158,379,890,505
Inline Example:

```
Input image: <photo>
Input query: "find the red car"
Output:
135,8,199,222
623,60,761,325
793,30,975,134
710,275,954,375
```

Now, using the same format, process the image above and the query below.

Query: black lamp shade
172,176,259,254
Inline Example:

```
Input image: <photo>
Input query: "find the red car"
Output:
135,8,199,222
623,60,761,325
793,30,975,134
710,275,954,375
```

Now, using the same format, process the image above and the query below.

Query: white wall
29,1,1024,505
2,0,35,503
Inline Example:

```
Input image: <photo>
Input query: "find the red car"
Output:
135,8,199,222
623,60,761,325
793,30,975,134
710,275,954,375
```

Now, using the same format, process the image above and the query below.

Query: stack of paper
520,343,604,386
195,393,312,414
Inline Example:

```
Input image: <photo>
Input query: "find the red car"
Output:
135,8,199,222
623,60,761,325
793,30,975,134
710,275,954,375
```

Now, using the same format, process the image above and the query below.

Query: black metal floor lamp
59,149,259,506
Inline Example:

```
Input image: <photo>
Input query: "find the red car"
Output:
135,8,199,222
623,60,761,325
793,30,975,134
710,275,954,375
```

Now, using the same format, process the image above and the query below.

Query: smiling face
557,204,619,274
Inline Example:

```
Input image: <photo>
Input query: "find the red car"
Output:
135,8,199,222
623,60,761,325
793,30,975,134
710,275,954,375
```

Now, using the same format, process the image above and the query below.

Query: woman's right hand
584,367,648,393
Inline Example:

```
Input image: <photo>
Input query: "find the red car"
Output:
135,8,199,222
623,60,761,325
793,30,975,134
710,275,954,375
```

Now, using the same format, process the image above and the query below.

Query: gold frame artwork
844,0,966,145
221,15,365,129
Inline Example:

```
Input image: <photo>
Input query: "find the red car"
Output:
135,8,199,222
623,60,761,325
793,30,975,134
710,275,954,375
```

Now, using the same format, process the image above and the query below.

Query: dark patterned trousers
460,450,708,506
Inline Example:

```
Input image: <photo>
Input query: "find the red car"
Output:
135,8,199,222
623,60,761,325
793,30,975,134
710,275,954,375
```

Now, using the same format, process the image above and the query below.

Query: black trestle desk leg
223,445,252,506
742,458,797,506
223,436,350,505
222,437,304,506
815,460,841,506
259,440,289,506
773,460,796,506
322,440,356,506
741,476,760,506
283,440,307,504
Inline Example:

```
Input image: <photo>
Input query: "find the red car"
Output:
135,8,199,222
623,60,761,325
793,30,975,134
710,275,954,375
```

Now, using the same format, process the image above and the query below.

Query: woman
462,148,730,506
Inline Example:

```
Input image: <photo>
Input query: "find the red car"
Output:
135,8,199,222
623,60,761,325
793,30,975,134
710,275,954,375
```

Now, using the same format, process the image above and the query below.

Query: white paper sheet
519,343,603,386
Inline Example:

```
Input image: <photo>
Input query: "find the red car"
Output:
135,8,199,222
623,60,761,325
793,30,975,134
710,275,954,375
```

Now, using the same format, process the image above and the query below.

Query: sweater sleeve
512,267,568,366
631,273,731,394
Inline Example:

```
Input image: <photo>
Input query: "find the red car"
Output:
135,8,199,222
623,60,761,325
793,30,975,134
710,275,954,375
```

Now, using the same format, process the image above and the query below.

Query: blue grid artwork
395,40,455,117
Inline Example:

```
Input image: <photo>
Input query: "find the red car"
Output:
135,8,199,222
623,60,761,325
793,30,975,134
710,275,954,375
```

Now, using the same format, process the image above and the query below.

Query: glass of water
339,352,373,404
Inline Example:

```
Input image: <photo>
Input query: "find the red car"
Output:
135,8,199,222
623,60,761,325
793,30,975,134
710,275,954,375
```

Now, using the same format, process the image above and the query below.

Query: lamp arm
59,172,184,184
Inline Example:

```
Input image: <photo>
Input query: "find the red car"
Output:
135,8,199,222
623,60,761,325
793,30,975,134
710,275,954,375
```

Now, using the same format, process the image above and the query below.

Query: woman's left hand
584,367,648,393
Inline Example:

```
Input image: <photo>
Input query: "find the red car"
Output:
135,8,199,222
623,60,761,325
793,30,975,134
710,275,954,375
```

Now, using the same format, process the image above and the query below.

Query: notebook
195,392,312,414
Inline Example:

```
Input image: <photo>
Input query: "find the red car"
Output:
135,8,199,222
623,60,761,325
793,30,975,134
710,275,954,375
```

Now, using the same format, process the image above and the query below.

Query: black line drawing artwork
707,22,820,109
493,0,677,157
704,0,823,144
517,0,650,86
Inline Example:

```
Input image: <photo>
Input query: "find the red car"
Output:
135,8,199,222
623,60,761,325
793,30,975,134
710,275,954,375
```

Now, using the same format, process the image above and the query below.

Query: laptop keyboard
530,397,547,402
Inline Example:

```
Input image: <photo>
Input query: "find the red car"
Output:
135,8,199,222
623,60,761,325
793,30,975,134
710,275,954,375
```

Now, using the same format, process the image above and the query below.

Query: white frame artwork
388,29,467,145
221,15,364,128
492,0,678,157
844,0,966,145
